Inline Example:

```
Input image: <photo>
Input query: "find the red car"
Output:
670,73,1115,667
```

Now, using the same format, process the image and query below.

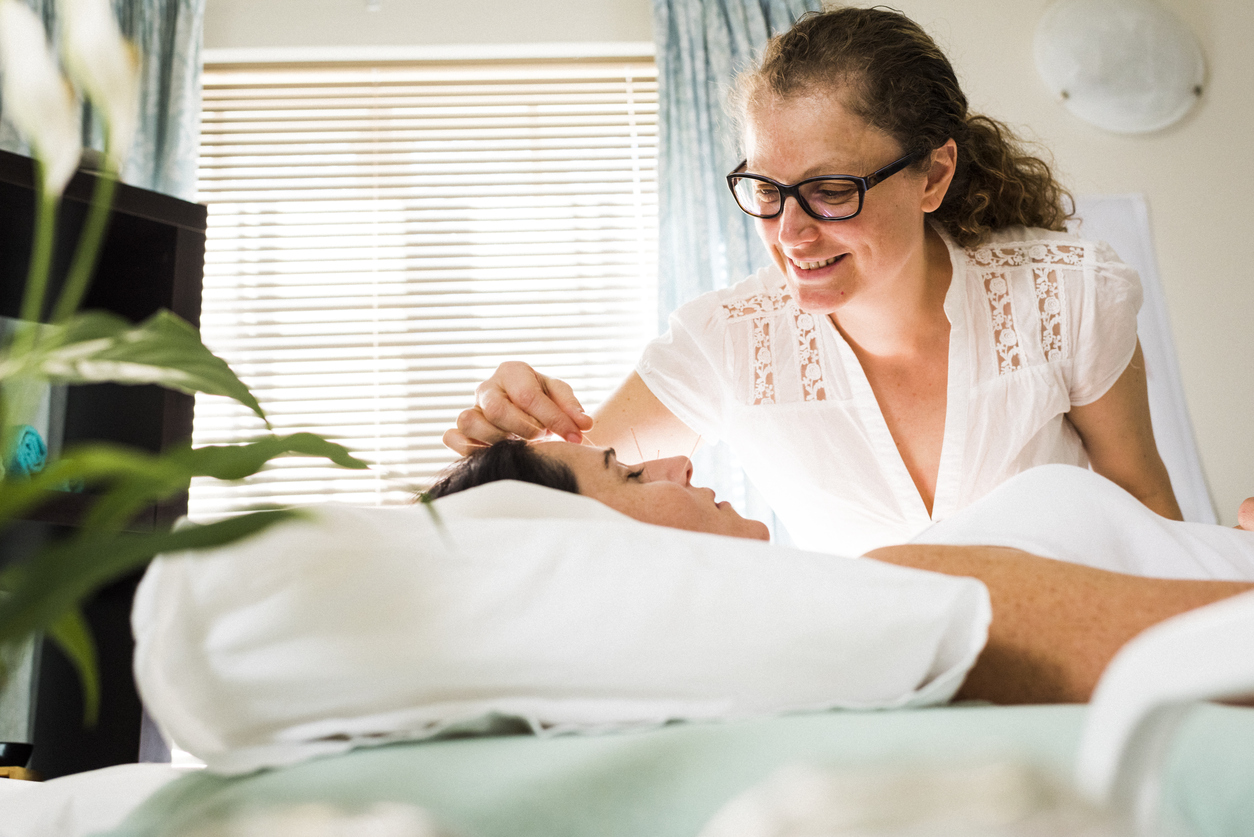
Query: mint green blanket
108,703,1254,837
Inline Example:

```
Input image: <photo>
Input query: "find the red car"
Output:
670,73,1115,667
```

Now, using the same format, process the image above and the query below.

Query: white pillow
133,481,991,775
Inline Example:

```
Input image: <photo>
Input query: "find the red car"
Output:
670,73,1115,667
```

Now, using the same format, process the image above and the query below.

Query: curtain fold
0,0,204,200
652,0,821,327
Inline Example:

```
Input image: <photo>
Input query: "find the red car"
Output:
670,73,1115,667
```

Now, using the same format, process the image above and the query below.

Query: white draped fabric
1074,194,1214,523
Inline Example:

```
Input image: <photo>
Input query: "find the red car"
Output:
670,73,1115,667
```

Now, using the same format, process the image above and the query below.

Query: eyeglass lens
729,177,862,219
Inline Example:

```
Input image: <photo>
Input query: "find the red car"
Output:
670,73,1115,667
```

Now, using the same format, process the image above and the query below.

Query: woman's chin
787,277,853,315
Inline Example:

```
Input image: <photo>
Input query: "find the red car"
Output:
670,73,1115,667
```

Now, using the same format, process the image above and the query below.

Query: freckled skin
869,544,1253,704
742,91,946,319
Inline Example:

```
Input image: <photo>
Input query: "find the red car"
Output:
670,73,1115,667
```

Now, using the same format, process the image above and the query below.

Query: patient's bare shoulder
1239,497,1254,531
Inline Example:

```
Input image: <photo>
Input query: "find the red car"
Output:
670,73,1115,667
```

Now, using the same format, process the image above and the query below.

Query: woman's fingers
1238,497,1254,531
459,397,544,441
441,426,485,457
444,363,592,453
532,374,595,439
478,362,590,444
444,402,544,455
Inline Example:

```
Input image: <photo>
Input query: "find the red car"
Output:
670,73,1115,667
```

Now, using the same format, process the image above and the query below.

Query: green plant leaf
81,435,368,531
0,509,303,648
0,435,368,530
0,310,268,425
171,433,371,479
46,607,99,726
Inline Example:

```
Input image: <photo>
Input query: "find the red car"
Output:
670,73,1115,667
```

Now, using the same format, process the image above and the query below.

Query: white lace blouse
637,225,1143,555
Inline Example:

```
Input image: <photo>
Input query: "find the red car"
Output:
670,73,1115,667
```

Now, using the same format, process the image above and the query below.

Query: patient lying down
428,440,1254,706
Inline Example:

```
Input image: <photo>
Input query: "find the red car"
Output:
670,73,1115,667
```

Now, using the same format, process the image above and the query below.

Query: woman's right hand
442,362,594,455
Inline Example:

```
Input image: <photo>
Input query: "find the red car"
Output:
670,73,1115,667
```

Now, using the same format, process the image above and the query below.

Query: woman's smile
792,253,845,271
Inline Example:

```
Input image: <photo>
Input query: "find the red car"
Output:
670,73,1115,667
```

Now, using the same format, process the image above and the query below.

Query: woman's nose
774,196,818,245
643,455,693,486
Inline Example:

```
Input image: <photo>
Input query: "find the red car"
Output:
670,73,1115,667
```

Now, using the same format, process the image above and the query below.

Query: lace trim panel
972,241,1081,374
722,289,791,321
726,290,825,404
984,274,1023,374
1035,265,1065,362
750,319,775,405
795,311,826,401
968,241,1085,271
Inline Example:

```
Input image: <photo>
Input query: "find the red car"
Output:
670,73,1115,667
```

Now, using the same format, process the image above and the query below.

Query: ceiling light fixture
1034,0,1205,134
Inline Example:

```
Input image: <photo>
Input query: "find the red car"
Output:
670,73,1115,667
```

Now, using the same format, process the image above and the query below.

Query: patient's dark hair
420,439,580,501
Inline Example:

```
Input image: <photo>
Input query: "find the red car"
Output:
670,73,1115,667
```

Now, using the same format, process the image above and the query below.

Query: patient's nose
644,455,693,485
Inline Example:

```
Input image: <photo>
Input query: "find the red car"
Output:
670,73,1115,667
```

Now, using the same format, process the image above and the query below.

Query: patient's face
532,441,771,541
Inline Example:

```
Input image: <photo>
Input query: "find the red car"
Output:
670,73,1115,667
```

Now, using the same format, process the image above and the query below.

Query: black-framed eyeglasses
726,149,925,221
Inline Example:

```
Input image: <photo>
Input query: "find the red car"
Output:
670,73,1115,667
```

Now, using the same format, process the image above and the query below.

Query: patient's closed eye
604,447,645,481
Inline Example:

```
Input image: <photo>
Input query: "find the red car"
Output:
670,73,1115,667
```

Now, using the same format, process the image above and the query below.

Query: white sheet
133,482,990,775
911,465,1254,579
0,764,185,837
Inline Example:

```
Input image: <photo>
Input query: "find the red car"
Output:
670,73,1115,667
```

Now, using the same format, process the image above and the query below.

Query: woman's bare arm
865,543,1251,704
444,364,698,463
1067,341,1182,520
584,372,700,462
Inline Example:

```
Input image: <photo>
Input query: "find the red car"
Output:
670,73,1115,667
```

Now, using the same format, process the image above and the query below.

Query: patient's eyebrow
603,448,616,470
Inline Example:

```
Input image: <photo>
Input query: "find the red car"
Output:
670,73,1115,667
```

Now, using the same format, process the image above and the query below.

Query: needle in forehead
630,427,644,461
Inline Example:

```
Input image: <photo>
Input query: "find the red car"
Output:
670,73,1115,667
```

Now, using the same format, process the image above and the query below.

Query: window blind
190,57,658,519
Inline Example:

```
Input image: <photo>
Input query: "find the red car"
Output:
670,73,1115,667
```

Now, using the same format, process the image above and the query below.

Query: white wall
204,0,1254,524
901,0,1254,526
203,0,653,50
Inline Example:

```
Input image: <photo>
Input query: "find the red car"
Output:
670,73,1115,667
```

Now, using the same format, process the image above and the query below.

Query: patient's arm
865,544,1253,705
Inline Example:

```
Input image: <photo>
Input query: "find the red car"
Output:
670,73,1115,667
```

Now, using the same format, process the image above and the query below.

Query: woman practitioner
425,440,1254,706
444,7,1181,556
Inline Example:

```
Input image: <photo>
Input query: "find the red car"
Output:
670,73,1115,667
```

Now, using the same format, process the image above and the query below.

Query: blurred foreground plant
0,0,368,723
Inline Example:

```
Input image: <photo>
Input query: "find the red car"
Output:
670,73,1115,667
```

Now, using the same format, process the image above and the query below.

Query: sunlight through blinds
190,57,658,518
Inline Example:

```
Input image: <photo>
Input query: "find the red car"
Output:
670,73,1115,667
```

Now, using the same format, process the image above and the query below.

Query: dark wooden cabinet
0,148,206,778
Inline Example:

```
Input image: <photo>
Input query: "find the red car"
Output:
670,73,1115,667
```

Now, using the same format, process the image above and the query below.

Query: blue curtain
0,0,204,200
651,0,821,540
652,0,821,327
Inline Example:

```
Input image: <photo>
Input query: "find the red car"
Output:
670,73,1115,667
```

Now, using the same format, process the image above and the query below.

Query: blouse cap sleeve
636,292,731,444
1068,240,1144,406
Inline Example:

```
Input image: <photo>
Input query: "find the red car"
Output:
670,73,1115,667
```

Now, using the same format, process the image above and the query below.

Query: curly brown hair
733,6,1073,246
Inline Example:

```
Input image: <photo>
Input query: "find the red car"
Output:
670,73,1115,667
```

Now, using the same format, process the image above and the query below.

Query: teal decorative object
6,425,46,476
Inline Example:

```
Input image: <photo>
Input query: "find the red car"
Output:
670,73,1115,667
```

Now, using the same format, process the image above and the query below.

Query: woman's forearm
1068,342,1183,521
588,372,700,463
